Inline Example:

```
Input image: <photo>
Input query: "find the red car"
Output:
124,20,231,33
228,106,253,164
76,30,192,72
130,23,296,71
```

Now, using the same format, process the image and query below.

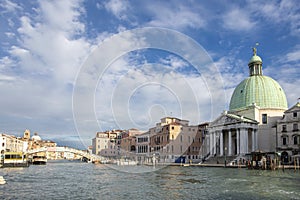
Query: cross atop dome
248,43,262,76
252,42,259,56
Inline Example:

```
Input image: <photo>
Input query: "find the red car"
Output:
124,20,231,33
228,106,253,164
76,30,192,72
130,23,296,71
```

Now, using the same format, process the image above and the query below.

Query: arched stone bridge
26,146,102,162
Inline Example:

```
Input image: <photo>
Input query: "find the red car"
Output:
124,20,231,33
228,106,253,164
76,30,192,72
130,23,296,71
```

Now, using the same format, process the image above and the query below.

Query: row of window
159,155,201,160
153,134,201,144
263,112,298,125
281,135,300,145
281,124,299,132
137,137,148,143
137,145,148,153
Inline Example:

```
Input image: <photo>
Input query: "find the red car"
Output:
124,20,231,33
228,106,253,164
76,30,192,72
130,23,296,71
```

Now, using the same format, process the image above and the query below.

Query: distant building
21,130,57,159
92,130,123,158
136,131,151,163
119,129,144,159
136,117,208,164
0,133,28,154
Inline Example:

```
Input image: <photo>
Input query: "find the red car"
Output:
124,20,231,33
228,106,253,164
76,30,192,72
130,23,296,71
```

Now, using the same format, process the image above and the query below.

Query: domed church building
207,47,288,160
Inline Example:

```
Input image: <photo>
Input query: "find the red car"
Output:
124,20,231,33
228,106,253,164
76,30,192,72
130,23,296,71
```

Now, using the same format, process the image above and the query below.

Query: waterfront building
92,130,123,158
277,102,300,163
207,48,288,161
92,129,144,159
119,129,144,159
136,131,151,164
0,133,28,154
148,117,207,163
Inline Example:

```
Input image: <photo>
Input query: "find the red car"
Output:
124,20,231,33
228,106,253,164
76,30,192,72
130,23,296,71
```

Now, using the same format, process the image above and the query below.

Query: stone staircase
204,155,237,164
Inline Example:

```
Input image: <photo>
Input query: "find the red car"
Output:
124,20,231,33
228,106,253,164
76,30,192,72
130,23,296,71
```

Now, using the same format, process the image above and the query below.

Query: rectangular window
293,123,298,131
262,114,267,124
282,125,287,132
293,112,297,118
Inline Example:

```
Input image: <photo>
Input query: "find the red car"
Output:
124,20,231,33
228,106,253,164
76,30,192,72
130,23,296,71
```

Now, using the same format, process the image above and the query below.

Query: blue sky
0,0,299,149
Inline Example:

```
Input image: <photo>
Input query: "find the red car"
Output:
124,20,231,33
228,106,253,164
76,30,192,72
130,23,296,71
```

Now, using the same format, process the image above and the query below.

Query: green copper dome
248,55,262,64
229,75,288,111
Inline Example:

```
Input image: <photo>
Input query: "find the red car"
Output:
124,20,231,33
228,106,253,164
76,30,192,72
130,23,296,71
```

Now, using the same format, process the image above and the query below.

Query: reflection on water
0,162,300,199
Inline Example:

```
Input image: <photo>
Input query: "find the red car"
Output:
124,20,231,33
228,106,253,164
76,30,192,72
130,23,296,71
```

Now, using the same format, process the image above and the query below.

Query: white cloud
104,0,129,20
0,0,92,139
13,1,91,83
0,74,15,82
146,3,206,30
5,32,15,38
254,1,300,35
159,55,189,70
93,52,223,132
286,49,300,62
0,56,15,69
222,8,256,31
0,0,22,13
38,0,85,36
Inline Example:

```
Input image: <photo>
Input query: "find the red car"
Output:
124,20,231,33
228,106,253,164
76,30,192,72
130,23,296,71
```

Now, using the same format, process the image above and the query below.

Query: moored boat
1,152,29,168
32,155,47,165
0,176,6,185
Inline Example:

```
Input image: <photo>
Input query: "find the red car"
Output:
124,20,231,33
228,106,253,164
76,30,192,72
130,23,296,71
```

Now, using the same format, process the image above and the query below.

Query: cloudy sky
0,0,299,149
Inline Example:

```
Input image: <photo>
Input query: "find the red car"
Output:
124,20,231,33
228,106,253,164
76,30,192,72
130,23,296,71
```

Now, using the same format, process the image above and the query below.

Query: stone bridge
26,146,102,161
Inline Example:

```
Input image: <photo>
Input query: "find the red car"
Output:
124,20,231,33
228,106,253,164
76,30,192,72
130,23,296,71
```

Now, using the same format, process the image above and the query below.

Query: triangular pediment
209,112,258,128
209,114,239,127
285,102,300,113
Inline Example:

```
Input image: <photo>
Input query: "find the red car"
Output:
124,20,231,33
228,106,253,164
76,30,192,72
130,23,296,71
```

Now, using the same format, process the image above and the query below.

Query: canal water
1,162,300,199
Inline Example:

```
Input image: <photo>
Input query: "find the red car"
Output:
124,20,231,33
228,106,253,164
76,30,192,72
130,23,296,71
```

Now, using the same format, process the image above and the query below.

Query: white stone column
213,132,216,155
254,129,257,150
245,128,249,153
209,132,213,156
220,131,223,156
240,128,246,154
228,130,232,156
237,128,240,155
252,129,255,151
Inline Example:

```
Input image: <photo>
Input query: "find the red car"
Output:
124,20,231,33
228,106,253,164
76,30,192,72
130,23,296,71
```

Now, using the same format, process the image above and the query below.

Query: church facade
207,47,288,160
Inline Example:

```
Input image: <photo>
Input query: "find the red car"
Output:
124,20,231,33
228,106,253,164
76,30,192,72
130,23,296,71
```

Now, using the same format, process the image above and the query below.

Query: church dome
32,133,42,141
248,55,262,64
229,47,288,111
229,75,288,111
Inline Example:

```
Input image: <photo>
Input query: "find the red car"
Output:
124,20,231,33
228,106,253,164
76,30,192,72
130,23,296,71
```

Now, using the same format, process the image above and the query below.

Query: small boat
32,155,47,165
0,176,6,185
117,160,137,166
1,152,29,168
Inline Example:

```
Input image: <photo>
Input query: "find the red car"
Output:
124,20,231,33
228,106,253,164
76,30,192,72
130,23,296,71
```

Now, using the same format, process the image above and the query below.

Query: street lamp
224,147,227,167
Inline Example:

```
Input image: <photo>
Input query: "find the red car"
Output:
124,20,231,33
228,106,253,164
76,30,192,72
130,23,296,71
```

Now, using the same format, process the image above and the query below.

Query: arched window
293,135,300,145
282,135,288,145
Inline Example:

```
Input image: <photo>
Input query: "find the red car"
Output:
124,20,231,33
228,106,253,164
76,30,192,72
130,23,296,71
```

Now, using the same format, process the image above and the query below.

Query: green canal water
1,162,299,199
